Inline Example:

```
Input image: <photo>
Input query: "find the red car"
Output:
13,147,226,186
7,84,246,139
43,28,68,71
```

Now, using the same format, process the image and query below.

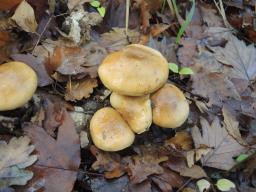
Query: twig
32,16,53,55
176,178,192,192
125,0,130,34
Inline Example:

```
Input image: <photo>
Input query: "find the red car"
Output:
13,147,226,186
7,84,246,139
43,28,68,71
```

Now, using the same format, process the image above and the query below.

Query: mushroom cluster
0,61,37,111
90,44,189,151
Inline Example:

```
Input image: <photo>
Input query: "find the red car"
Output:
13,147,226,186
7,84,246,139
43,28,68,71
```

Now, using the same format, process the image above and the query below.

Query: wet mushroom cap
151,84,189,128
0,61,37,111
98,44,169,96
110,92,152,134
90,107,135,151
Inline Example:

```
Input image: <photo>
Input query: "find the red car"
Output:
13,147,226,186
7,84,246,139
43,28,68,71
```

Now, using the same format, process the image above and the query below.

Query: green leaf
90,0,100,8
97,6,106,17
236,154,249,163
168,63,179,73
216,179,236,191
196,179,211,192
174,0,196,44
179,67,194,75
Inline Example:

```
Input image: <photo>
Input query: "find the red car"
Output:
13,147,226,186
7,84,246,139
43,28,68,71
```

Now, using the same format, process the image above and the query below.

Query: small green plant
168,63,193,75
171,0,196,44
235,154,249,163
216,178,236,191
90,0,106,17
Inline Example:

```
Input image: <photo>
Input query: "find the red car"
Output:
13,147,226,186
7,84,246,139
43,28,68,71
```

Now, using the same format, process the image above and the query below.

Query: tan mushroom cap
110,92,152,134
151,84,189,128
90,107,135,151
0,61,37,111
98,44,169,96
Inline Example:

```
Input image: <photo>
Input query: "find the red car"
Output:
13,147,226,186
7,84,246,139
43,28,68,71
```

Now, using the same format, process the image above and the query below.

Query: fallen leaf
196,179,211,192
67,0,90,10
210,33,256,83
163,156,207,179
165,132,193,151
216,178,236,191
21,110,81,191
199,3,224,27
99,28,140,52
150,24,170,37
125,149,168,184
192,72,240,107
65,78,98,101
11,53,53,87
11,0,38,33
222,106,247,145
0,32,11,48
151,168,184,192
90,145,125,179
0,136,37,189
47,44,105,78
0,0,22,11
192,117,245,170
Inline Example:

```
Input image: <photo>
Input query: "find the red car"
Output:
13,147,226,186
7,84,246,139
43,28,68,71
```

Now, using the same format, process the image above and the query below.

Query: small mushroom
98,44,169,96
151,84,189,128
90,107,135,151
0,61,37,111
110,92,152,134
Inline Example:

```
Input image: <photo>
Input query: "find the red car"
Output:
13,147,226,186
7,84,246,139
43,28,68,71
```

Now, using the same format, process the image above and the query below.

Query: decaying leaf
11,0,38,33
90,146,125,179
163,156,207,179
0,0,22,11
165,132,193,151
11,53,53,87
65,78,98,101
47,44,106,78
99,28,140,52
210,33,256,82
22,110,80,191
192,117,245,170
222,106,247,145
67,0,90,10
0,136,37,189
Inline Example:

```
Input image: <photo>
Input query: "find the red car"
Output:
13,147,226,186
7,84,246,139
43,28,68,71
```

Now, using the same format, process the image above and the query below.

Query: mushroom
98,44,169,96
0,61,37,111
90,107,135,151
151,84,189,128
110,92,152,134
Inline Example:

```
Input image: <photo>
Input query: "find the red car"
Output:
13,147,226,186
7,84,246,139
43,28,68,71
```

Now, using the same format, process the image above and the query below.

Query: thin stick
125,0,130,34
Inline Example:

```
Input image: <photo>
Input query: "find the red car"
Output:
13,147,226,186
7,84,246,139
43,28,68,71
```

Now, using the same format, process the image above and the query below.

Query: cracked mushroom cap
98,44,169,96
0,61,37,111
110,92,152,134
151,84,189,128
90,107,135,151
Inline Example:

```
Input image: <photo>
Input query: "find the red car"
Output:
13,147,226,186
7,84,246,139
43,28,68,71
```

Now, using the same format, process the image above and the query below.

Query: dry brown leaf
0,0,22,10
99,28,140,52
67,0,90,10
222,106,247,145
22,110,80,191
11,0,38,33
192,117,245,170
210,32,256,82
0,31,10,48
150,24,170,37
199,4,224,27
165,132,193,151
90,146,125,179
192,72,241,107
151,168,184,192
65,78,98,101
11,53,53,87
163,156,207,179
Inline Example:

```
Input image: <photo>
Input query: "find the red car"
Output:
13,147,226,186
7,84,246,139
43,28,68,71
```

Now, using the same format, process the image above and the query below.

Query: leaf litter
0,0,256,191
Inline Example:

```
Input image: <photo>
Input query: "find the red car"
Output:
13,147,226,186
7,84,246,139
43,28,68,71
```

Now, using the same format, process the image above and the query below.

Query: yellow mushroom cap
151,84,189,128
110,92,152,134
0,61,37,111
90,107,135,151
98,44,169,96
